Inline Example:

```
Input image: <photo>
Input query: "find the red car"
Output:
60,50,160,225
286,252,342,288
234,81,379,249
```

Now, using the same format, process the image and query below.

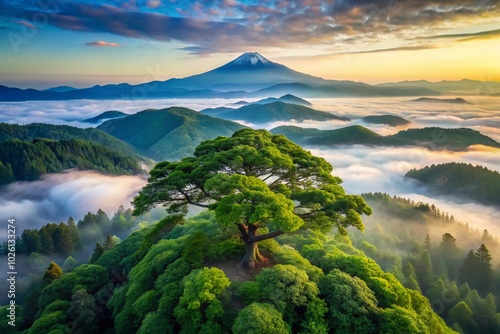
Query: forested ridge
0,123,136,155
0,138,144,185
271,126,500,151
405,163,500,208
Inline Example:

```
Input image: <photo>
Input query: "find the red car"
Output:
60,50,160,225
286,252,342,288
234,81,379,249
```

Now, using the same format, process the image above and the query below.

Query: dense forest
357,193,500,333
0,138,143,185
1,212,459,334
405,163,500,208
0,205,164,307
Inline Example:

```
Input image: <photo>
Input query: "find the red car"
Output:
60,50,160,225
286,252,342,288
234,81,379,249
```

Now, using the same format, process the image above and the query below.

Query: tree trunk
242,224,258,269
238,223,284,269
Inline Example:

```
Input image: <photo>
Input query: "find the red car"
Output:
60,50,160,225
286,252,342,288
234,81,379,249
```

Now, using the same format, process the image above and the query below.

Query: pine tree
416,251,434,292
424,233,431,250
475,244,493,295
90,242,105,264
67,216,81,250
103,234,117,250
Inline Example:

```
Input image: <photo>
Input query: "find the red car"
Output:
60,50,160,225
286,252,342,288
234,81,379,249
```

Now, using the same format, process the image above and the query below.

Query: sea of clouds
0,96,499,236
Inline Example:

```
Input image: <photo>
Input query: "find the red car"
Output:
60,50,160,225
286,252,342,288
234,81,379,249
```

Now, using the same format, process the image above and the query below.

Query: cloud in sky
432,28,500,43
0,0,498,54
86,40,120,47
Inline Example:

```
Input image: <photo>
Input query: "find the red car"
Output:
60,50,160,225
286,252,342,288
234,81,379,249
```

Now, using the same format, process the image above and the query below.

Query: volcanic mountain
165,52,326,91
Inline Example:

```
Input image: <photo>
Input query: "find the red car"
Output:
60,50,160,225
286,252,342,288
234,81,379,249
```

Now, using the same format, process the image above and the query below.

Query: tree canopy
133,129,372,267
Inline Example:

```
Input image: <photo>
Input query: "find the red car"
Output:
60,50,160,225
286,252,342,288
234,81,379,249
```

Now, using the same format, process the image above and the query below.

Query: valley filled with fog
1,96,499,235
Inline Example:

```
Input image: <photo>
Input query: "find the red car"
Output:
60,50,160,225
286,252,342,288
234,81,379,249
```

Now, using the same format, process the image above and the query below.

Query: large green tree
133,129,371,268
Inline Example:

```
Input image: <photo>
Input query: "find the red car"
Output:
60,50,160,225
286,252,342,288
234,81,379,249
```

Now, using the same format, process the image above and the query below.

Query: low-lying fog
0,96,499,237
0,170,146,239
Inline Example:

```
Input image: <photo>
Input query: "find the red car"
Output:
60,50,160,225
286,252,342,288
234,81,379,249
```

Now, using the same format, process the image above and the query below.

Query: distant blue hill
201,102,348,124
83,110,128,123
44,86,77,93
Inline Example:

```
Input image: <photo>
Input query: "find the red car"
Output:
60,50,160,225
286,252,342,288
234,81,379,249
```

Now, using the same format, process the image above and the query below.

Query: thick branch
237,223,249,241
188,202,210,208
252,230,284,242
296,208,321,218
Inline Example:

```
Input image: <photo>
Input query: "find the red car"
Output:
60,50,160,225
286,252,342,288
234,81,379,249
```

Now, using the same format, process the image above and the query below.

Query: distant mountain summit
173,52,324,91
224,52,271,67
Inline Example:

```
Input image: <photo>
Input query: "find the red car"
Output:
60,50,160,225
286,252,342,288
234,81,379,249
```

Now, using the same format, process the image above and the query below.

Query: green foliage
324,255,411,308
319,269,378,333
133,128,371,268
174,267,231,334
67,289,98,334
0,305,22,334
378,306,428,334
232,303,290,334
243,264,328,332
182,230,209,266
206,174,303,232
37,264,108,314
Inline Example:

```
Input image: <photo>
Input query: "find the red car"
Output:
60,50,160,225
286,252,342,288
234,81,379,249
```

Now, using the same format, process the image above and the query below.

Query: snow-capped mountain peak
232,52,269,65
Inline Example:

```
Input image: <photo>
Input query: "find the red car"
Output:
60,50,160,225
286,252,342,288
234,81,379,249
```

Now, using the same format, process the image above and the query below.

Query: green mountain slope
0,122,136,156
201,101,348,123
0,138,143,185
97,107,246,161
271,125,394,146
272,125,500,151
405,163,500,208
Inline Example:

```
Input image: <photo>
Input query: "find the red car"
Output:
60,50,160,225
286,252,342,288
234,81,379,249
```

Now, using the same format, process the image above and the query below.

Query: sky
0,0,499,88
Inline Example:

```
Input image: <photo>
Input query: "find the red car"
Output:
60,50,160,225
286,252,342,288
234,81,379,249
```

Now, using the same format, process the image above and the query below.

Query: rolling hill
97,107,246,161
389,127,500,151
271,125,500,150
405,163,500,208
83,110,128,123
253,94,312,106
201,102,348,124
409,97,472,104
